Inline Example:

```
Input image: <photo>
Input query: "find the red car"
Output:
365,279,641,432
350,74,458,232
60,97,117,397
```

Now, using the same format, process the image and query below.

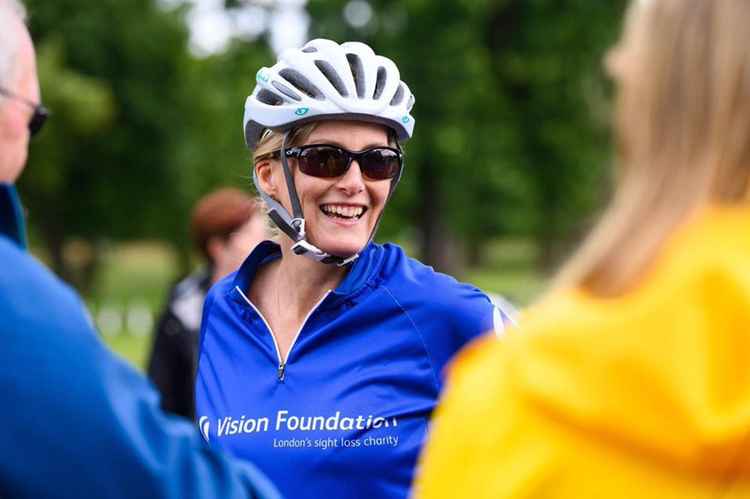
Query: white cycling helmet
244,39,416,267
243,38,415,151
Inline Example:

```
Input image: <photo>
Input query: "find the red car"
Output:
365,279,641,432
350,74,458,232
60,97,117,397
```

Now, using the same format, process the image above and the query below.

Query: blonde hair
555,0,750,296
253,123,320,165
251,124,320,239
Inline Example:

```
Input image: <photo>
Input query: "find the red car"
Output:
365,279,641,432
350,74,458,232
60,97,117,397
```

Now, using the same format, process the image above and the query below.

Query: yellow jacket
415,206,750,498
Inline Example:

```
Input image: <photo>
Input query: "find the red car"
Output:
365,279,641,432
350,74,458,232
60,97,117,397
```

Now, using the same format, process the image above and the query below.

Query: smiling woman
255,120,396,259
194,38,512,499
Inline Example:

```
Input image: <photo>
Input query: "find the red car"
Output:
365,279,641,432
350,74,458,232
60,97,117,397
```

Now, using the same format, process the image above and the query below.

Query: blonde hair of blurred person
556,0,750,296
415,1,750,498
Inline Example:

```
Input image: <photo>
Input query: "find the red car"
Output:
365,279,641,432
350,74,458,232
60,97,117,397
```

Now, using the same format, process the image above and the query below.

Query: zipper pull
277,362,286,382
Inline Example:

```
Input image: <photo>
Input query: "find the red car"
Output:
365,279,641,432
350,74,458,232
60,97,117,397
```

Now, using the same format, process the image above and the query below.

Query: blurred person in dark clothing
148,188,267,419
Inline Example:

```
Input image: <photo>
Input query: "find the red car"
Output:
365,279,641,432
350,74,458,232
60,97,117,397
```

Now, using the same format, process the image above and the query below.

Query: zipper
236,286,331,382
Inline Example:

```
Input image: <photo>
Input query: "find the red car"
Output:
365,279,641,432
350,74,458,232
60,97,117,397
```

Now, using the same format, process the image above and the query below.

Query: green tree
483,0,627,268
22,37,115,287
21,0,271,290
308,0,627,273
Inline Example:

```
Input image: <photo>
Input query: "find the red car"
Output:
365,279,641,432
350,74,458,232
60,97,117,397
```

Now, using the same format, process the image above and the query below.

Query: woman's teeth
320,204,365,219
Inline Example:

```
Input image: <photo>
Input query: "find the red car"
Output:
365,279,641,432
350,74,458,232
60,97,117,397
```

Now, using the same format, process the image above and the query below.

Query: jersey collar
231,240,381,301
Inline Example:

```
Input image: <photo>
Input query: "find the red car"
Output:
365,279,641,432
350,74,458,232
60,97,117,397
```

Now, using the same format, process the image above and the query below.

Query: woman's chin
314,238,368,259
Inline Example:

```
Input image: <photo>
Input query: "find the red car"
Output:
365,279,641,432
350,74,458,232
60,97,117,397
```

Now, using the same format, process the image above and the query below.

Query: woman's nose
335,160,366,194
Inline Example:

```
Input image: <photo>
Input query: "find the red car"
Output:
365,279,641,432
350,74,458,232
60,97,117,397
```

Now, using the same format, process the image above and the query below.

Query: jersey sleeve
487,292,520,335
396,267,506,385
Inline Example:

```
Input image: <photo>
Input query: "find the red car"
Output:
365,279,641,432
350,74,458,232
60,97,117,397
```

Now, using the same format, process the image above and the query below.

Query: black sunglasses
0,86,49,136
277,144,403,181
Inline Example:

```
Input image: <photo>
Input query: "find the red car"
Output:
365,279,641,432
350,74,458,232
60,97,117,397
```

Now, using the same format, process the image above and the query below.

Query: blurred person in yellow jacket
415,0,750,497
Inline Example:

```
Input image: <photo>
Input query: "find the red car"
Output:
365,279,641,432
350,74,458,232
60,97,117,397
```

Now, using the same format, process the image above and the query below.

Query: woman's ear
255,160,278,197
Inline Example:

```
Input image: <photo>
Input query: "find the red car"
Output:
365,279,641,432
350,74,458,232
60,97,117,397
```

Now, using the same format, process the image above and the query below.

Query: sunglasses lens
361,148,402,180
28,107,48,136
298,146,349,178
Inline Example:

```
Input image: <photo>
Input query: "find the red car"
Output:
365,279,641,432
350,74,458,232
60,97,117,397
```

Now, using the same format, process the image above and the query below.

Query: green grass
105,334,154,370
93,242,178,308
87,242,179,371
465,238,547,306
90,238,546,371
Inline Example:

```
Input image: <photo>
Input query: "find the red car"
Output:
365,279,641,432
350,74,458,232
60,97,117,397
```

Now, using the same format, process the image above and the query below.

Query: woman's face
264,120,393,258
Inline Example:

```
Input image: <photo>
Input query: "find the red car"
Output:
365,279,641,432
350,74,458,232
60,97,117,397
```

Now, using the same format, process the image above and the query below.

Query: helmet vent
279,69,323,99
301,46,318,53
373,66,387,99
271,80,302,102
257,89,283,106
346,53,366,98
407,94,415,111
314,60,349,97
390,83,405,106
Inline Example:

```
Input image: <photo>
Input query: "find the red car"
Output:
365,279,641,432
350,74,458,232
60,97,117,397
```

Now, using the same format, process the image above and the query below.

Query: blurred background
20,0,628,369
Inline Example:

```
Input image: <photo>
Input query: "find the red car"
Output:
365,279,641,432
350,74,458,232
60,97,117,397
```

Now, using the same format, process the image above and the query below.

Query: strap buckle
290,218,306,239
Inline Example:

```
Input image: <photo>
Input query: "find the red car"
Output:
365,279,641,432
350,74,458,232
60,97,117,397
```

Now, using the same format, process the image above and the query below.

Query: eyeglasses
0,86,49,136
277,144,403,181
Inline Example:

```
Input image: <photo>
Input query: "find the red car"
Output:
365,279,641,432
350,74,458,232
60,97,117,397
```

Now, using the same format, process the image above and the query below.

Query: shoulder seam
381,284,441,394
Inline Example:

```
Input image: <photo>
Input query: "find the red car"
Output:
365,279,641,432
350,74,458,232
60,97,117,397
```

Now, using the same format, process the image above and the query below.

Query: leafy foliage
309,0,628,270
17,0,629,290
21,0,270,287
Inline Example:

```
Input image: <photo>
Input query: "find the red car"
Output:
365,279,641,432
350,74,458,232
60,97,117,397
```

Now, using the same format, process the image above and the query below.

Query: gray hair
0,0,28,89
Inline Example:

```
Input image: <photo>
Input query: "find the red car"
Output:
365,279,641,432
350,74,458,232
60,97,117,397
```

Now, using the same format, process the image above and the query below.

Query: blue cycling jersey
196,240,498,499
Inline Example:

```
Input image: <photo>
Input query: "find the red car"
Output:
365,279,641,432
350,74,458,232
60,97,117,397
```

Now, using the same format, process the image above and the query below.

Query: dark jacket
148,269,212,419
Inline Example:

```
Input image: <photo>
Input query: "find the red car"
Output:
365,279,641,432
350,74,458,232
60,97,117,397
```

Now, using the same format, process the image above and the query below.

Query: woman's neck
268,239,349,319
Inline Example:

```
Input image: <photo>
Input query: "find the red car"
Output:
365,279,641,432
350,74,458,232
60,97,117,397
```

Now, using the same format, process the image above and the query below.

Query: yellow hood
516,205,750,475
416,206,750,499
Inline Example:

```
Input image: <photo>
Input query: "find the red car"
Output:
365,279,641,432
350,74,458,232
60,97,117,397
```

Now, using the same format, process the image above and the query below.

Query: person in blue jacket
195,39,511,499
0,2,279,498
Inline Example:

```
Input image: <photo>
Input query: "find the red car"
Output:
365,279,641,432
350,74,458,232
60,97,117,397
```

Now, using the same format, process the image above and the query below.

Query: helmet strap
279,130,305,231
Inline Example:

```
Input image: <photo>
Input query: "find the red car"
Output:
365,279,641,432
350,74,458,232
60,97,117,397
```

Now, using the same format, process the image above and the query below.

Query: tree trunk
417,159,464,276
466,237,485,268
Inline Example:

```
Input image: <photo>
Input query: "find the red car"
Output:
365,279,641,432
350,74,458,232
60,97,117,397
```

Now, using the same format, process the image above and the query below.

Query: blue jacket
196,240,499,499
0,183,280,499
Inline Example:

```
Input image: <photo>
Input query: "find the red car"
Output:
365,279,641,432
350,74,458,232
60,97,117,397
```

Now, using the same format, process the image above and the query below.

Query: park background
20,0,628,369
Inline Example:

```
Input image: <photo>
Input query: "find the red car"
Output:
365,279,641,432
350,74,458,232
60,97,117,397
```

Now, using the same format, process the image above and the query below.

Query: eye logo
198,416,210,442
295,107,310,116
256,70,269,83
401,116,410,124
